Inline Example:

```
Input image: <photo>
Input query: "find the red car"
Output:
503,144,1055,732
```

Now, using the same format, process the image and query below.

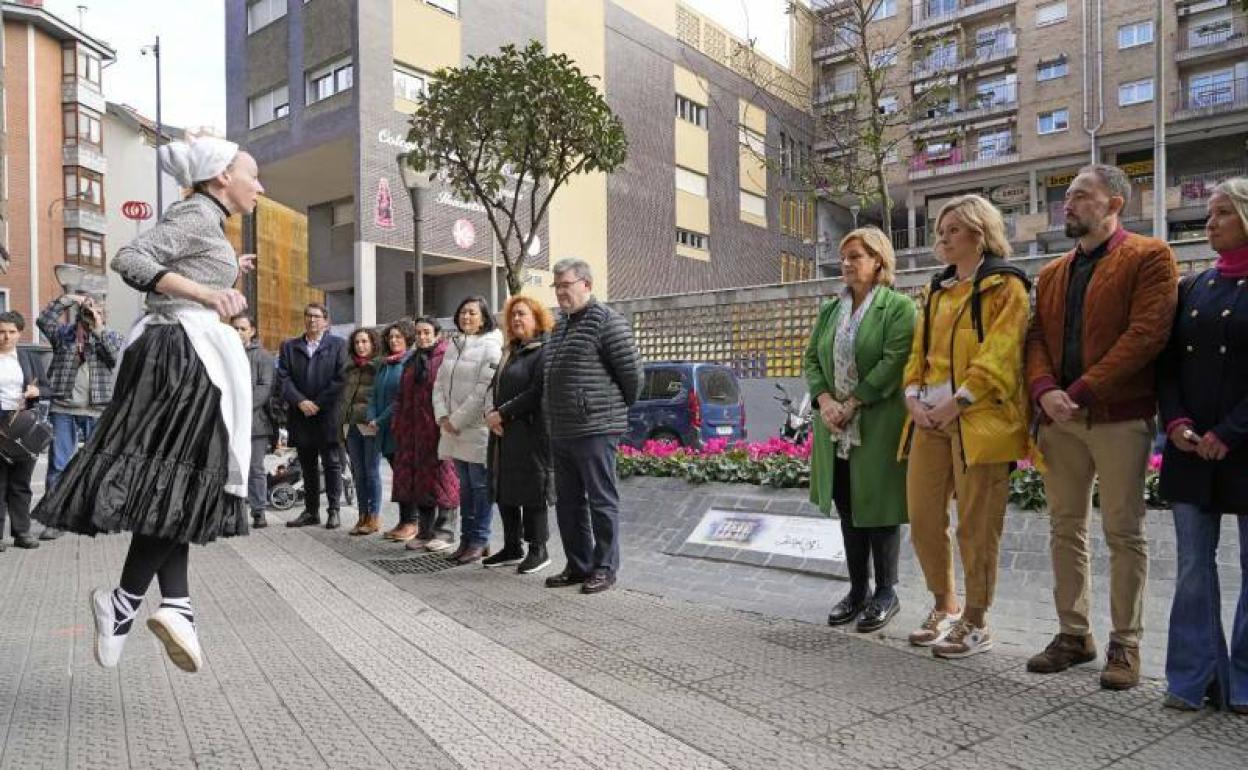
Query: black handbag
0,408,53,463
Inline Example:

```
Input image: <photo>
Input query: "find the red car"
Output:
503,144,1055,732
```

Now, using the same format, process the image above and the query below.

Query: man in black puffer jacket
542,258,641,594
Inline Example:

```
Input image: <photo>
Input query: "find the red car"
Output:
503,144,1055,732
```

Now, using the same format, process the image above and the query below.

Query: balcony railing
911,0,1017,31
911,82,1019,129
1177,168,1248,206
1174,77,1248,119
908,143,1018,178
911,34,1017,80
1177,16,1248,57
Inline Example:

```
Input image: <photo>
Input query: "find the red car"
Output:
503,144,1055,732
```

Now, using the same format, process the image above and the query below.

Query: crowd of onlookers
0,163,1242,713
805,164,1246,712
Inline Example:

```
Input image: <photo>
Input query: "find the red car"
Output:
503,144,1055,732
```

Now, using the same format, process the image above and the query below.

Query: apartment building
226,0,817,326
0,0,113,339
812,0,1248,271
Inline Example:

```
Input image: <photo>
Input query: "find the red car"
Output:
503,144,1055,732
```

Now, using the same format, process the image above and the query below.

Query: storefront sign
1047,172,1077,188
1120,159,1154,179
377,128,416,152
685,508,846,562
990,182,1030,206
436,190,486,213
452,218,476,249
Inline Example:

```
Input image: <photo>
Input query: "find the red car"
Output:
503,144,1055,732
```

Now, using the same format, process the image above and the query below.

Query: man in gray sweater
542,258,641,594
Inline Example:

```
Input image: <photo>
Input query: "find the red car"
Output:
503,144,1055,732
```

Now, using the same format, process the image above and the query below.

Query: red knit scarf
1215,243,1248,278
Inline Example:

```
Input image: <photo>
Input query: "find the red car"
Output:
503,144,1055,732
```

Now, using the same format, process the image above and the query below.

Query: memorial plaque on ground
684,508,845,564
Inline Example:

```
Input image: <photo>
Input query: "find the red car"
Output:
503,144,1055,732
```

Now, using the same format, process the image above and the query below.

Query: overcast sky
39,0,795,132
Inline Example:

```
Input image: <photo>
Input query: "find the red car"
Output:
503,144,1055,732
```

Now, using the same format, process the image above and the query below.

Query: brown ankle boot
1100,642,1141,690
1026,633,1097,674
349,512,368,535
359,515,382,535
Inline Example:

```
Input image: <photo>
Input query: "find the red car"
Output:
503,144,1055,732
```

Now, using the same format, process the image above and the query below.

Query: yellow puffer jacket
898,270,1032,465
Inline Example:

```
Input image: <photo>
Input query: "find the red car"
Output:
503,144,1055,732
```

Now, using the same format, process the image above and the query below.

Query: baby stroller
266,455,356,511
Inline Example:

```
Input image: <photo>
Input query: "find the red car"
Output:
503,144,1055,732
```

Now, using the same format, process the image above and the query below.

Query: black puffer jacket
544,298,642,439
488,336,552,507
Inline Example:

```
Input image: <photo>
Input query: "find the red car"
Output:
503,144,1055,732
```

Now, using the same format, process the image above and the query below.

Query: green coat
804,286,916,524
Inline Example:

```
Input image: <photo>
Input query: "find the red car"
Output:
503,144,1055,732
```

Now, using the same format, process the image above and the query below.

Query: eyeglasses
304,313,325,320
549,279,585,290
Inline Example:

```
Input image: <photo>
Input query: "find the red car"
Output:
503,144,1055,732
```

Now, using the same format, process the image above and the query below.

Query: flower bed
619,438,1167,510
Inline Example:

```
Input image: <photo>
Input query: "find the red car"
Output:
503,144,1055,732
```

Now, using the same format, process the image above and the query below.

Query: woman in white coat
434,296,503,564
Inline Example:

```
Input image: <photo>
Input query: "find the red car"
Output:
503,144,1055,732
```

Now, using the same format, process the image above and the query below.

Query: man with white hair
542,258,641,594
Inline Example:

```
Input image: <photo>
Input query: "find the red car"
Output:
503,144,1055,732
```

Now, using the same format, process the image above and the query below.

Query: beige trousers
907,425,1011,611
1037,418,1152,647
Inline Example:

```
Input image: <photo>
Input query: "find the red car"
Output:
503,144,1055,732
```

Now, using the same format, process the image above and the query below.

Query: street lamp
849,204,860,229
396,154,431,318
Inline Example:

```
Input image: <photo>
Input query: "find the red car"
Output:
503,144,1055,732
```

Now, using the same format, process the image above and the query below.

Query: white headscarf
158,137,239,188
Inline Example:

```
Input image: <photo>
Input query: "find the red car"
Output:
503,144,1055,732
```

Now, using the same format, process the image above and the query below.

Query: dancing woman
33,138,262,673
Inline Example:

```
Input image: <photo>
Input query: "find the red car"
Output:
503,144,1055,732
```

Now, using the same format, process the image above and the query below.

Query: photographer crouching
35,293,124,540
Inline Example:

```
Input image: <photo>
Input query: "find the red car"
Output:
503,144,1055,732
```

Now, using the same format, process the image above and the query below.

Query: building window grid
675,167,708,197
1038,108,1070,134
62,105,102,149
739,126,766,156
248,85,290,129
64,167,104,211
64,229,105,270
780,194,815,241
307,58,354,105
62,44,102,86
1118,20,1154,49
1118,78,1154,106
740,190,767,222
393,65,428,103
780,253,815,283
1037,56,1069,82
246,0,287,34
870,0,897,21
1036,1,1068,27
675,95,708,128
676,228,708,250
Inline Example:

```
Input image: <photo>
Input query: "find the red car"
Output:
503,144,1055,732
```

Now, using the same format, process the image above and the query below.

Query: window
64,229,105,270
739,126,765,155
975,76,1016,106
1037,56,1068,82
640,368,686,401
923,39,958,71
1118,78,1154,106
870,0,896,21
832,66,857,94
675,95,708,128
676,228,708,250
1188,12,1234,48
977,130,1013,158
248,85,289,128
1036,1,1068,26
878,95,899,115
0,289,8,313
307,57,353,104
871,47,899,69
1189,69,1235,107
64,167,104,211
424,0,458,15
696,368,740,405
393,65,427,103
675,167,707,197
1117,20,1153,49
740,190,767,222
62,105,102,148
780,253,815,283
62,44,102,86
780,194,815,240
1037,108,1070,134
246,0,286,33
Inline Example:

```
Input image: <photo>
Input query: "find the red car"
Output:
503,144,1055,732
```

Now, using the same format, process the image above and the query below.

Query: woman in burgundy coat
391,317,460,551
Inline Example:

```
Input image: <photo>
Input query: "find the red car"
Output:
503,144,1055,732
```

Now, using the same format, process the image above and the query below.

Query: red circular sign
121,201,153,220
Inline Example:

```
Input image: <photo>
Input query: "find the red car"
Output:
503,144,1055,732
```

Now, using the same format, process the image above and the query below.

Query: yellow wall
675,120,708,175
674,64,707,100
546,0,611,298
738,99,766,134
737,98,767,198
611,0,676,36
676,190,709,234
393,0,461,72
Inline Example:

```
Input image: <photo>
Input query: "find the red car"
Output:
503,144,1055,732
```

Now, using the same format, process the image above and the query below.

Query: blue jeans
455,459,492,548
344,426,382,515
46,412,98,492
1167,503,1248,709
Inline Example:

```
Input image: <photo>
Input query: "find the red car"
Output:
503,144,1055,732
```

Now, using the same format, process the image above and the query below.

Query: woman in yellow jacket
900,194,1031,659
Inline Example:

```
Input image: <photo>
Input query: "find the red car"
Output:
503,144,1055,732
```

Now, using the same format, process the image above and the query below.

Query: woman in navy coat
1158,178,1248,713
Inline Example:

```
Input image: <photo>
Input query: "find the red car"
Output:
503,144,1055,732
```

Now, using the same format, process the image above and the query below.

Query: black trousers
498,504,549,551
296,443,342,513
0,455,36,538
832,458,900,594
120,534,190,597
552,434,621,575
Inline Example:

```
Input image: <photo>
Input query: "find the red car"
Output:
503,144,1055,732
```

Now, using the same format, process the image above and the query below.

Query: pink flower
1148,453,1163,473
1016,458,1033,471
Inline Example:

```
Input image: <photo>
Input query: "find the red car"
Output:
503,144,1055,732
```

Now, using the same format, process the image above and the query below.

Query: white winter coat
432,328,503,464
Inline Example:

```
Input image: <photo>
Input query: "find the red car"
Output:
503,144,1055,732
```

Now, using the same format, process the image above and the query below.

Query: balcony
1174,77,1248,121
911,0,1017,33
814,30,857,62
911,82,1018,131
908,144,1019,180
60,79,105,113
911,34,1017,81
62,144,107,175
1177,17,1248,64
812,0,855,17
813,86,857,109
63,206,107,235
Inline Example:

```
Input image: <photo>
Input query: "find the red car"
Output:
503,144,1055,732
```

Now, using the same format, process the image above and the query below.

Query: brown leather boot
358,515,382,535
1026,633,1097,674
390,522,420,542
1100,642,1141,690
348,512,369,535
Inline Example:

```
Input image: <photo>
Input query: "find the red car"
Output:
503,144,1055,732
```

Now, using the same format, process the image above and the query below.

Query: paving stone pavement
1,469,1246,768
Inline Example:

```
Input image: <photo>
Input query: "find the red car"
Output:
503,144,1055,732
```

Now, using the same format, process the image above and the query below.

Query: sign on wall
376,177,395,229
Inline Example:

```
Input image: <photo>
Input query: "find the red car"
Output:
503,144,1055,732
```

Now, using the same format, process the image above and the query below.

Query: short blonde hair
935,194,1013,259
838,227,897,287
500,294,555,345
1214,178,1248,237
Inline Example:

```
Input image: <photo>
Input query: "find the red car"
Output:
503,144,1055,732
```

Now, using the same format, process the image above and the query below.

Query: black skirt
33,324,247,544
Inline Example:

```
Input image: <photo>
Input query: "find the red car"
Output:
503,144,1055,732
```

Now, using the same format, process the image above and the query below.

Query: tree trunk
506,267,523,297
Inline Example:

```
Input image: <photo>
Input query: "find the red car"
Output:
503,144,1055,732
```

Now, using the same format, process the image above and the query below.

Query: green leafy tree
402,41,628,296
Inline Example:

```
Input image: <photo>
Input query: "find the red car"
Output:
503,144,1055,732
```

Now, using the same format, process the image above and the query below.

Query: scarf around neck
830,286,879,460
1216,243,1248,278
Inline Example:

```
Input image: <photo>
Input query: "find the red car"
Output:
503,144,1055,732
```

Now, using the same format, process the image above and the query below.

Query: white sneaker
147,608,203,673
424,538,452,552
90,588,130,668
908,608,962,647
932,620,994,659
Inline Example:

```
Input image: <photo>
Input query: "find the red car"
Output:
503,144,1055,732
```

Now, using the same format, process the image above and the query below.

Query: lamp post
849,204,860,229
397,154,431,318
141,37,164,215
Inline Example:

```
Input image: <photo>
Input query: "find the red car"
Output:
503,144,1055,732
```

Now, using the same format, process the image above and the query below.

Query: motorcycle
773,382,812,445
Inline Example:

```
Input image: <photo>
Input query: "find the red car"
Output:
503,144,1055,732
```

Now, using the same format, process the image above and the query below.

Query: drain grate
371,554,461,575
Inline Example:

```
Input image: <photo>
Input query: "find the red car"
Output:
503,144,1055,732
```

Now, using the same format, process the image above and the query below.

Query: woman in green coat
804,227,916,634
